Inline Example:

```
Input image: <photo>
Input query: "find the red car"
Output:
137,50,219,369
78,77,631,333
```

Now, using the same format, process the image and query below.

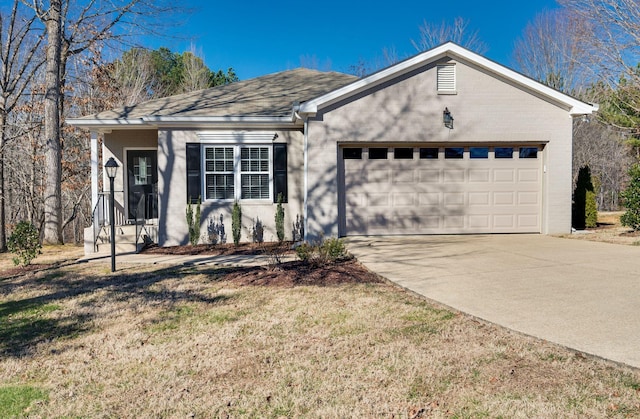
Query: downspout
303,118,309,242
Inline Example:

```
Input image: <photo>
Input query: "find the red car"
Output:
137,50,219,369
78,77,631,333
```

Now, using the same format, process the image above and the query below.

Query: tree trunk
43,0,63,245
0,111,6,252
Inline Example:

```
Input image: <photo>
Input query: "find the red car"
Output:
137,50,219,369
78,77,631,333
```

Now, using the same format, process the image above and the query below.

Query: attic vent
437,64,456,93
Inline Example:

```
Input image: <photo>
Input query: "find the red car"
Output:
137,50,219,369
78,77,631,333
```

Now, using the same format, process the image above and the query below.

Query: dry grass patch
1,258,639,417
558,211,640,246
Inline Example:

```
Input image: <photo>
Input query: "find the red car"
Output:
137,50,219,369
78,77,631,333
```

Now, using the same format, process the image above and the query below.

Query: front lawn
1,248,639,417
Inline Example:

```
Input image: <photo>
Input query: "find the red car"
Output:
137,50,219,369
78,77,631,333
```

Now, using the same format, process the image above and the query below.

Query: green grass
0,386,48,417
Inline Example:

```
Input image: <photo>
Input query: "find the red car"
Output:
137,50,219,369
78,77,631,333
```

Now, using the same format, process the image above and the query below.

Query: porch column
91,131,99,211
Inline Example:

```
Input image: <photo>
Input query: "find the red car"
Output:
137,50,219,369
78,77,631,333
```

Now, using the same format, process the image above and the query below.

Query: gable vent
437,64,456,93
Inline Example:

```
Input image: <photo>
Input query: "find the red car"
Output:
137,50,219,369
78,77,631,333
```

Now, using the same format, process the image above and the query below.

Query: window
205,147,234,200
240,147,270,199
133,156,152,185
420,148,439,159
519,147,538,158
394,148,413,159
368,148,388,159
470,147,489,159
437,64,456,93
445,147,464,159
495,147,514,159
203,145,271,200
343,148,362,159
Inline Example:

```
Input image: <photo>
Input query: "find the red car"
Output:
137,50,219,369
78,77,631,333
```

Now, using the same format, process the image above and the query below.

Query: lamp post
105,157,119,272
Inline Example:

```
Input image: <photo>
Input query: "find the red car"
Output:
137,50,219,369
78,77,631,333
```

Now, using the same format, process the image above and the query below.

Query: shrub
7,221,41,266
319,237,348,262
207,214,226,245
572,166,597,230
292,214,304,242
295,242,313,262
252,217,264,243
621,164,640,231
275,193,285,242
232,201,242,246
186,198,201,246
295,237,350,265
585,190,598,228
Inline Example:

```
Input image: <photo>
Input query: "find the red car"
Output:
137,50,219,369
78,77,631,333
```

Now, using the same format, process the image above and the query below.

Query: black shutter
273,143,287,203
186,143,201,204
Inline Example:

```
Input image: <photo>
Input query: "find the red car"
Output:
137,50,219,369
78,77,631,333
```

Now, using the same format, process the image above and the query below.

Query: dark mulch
219,259,383,287
141,241,294,256
1,264,53,280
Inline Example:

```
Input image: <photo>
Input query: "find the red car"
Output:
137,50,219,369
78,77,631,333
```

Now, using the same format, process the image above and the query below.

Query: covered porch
83,129,159,255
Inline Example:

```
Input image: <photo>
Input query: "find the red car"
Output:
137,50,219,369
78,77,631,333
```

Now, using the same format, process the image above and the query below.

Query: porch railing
134,192,158,252
91,191,125,252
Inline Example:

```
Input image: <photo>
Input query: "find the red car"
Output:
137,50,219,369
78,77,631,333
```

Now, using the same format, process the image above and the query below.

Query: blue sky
146,0,560,80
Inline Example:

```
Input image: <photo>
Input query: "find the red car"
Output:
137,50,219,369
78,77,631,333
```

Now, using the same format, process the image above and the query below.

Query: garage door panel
419,193,441,205
419,170,441,183
444,169,465,182
494,169,515,182
393,170,416,183
393,193,416,206
469,169,490,182
494,192,515,205
343,145,542,235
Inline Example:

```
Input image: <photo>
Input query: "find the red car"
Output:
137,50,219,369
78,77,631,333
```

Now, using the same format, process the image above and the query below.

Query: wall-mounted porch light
443,107,454,129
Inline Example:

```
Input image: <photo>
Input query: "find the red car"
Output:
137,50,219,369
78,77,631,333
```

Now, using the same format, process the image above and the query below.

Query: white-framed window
437,64,456,93
203,145,272,201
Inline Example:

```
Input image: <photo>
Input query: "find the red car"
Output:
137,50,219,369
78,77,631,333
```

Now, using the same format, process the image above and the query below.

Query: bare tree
181,47,211,93
411,17,488,54
0,0,45,251
23,0,182,244
512,8,593,94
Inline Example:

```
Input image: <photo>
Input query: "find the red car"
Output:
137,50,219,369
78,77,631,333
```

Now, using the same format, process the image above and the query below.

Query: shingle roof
79,68,359,121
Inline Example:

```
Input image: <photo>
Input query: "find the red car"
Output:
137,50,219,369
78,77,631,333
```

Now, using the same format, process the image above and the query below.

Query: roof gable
298,42,596,116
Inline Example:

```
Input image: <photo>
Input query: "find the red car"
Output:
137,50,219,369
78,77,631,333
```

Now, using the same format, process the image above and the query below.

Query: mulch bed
141,241,294,256
219,259,383,287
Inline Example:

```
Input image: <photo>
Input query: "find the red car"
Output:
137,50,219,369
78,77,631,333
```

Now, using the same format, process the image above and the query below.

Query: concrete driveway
345,235,640,369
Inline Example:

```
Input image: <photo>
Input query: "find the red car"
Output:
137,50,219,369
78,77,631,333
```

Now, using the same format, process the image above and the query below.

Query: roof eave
67,115,302,131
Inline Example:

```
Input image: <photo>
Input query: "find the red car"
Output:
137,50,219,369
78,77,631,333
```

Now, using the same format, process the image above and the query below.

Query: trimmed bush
573,166,597,230
621,164,640,231
186,198,201,246
7,221,41,266
295,237,350,265
232,201,242,246
275,193,285,242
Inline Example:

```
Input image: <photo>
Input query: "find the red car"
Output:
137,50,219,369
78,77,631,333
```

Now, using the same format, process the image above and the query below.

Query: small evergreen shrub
275,193,285,242
232,201,242,246
7,221,41,266
621,164,640,231
292,214,304,242
207,214,226,245
252,217,264,243
585,190,598,228
295,237,350,265
186,198,201,245
573,166,597,230
295,242,313,262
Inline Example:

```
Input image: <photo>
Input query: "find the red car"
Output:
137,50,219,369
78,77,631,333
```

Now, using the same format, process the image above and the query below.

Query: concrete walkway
79,252,294,267
345,235,640,369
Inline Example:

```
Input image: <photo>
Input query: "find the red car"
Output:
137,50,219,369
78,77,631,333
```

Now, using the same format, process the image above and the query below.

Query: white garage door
342,145,542,235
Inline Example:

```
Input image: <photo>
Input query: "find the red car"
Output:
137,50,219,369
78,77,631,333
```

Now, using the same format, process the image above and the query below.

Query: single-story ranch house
68,42,597,254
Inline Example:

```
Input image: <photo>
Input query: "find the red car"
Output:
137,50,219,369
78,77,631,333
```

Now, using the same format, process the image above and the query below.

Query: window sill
437,90,458,95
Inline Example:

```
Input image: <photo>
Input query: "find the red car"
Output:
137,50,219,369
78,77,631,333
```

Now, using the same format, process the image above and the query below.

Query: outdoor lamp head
105,157,119,179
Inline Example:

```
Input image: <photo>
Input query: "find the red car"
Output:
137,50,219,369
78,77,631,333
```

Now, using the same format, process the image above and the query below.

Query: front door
127,150,158,221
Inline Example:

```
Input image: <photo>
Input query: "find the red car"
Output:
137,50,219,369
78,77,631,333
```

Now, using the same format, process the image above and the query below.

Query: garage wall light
443,107,454,129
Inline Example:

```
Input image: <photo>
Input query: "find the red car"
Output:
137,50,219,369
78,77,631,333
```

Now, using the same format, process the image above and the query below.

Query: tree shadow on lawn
0,263,238,358
0,259,381,358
